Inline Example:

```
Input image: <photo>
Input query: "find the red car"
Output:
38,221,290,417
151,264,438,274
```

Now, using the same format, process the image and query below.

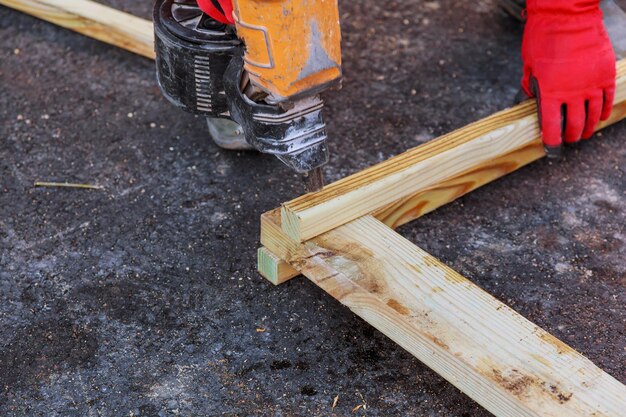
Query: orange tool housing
232,0,342,103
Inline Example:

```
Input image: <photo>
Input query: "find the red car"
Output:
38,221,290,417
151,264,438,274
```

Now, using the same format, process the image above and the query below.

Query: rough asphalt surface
1,1,625,416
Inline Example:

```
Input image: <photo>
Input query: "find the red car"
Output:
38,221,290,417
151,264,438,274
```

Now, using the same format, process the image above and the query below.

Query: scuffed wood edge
262,211,626,417
257,247,299,285
0,0,155,59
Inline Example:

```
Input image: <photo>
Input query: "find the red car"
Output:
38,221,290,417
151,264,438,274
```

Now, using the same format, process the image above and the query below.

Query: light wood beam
0,0,155,59
261,210,626,417
281,60,626,241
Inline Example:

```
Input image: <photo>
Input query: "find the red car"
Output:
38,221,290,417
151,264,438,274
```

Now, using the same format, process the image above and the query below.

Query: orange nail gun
153,0,342,192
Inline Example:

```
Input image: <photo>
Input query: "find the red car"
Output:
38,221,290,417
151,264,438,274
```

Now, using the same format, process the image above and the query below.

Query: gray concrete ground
1,1,624,416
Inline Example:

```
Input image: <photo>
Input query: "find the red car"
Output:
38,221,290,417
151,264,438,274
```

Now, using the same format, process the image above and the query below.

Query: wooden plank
281,59,626,242
257,247,299,285
0,0,155,59
376,96,626,229
261,210,626,417
373,139,544,229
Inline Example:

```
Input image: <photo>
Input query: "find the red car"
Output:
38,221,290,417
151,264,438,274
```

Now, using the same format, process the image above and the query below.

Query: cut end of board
279,205,305,242
257,246,300,285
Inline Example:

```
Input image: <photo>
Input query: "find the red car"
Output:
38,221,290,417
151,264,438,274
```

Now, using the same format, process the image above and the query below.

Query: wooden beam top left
0,0,155,59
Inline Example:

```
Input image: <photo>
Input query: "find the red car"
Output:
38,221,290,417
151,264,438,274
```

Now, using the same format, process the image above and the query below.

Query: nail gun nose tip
303,168,325,193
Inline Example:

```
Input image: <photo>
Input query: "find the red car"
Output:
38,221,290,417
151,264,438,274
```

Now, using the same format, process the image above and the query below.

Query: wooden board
261,210,626,417
0,0,155,59
373,139,544,229
257,247,299,285
281,59,626,242
376,98,626,229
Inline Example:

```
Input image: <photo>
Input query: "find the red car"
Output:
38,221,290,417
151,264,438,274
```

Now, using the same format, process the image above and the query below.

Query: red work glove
197,0,234,25
522,0,616,154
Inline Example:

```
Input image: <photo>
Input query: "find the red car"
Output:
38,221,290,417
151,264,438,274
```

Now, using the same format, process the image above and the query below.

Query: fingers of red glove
218,0,234,23
582,96,603,139
197,0,233,25
601,86,615,121
539,98,564,149
563,100,585,144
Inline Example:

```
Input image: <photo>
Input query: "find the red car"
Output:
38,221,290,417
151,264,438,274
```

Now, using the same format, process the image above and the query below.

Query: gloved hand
522,0,616,154
197,0,234,25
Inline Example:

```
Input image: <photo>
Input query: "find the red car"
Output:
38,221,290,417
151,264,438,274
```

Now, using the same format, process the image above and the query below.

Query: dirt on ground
0,0,624,416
